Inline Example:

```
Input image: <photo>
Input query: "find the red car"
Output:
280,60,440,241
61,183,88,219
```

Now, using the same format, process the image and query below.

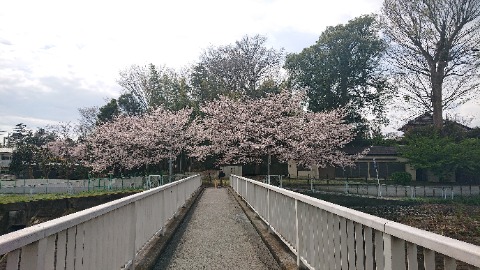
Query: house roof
344,146,397,156
0,148,13,153
367,146,397,155
399,112,471,132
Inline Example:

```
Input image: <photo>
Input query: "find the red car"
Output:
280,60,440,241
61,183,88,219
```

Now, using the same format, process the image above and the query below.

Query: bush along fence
231,175,480,269
0,174,201,270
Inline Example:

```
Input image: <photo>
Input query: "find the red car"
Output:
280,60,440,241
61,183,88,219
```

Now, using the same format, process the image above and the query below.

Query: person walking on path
218,170,226,187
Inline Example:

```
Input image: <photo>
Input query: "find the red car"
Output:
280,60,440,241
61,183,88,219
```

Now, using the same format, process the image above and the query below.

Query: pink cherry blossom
188,90,362,168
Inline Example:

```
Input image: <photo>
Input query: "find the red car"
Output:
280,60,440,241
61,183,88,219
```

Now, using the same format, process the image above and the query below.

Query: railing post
383,234,406,270
6,249,20,270
267,188,272,233
295,199,300,267
129,201,138,270
424,248,435,270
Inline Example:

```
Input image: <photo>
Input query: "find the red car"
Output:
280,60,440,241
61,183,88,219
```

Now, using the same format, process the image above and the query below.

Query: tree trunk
431,69,444,129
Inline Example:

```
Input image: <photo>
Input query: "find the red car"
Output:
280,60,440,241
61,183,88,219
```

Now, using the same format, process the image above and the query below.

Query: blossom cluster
189,91,360,168
85,107,192,172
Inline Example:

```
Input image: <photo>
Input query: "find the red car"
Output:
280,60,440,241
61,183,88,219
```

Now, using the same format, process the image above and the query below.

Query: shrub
391,172,412,185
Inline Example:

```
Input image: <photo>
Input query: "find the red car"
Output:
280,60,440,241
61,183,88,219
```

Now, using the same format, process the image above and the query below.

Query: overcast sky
1,0,479,141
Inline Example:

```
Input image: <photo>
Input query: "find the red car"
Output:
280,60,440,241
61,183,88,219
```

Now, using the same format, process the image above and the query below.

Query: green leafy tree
400,132,480,182
6,123,28,147
148,67,192,111
118,93,144,116
285,15,391,138
97,98,120,124
381,0,480,129
9,127,56,178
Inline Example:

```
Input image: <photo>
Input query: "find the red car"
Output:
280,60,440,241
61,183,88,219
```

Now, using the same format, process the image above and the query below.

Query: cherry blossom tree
188,91,361,171
45,122,86,178
86,106,193,174
85,91,360,178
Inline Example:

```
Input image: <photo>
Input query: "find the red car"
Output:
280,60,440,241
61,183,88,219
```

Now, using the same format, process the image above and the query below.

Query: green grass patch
0,189,142,205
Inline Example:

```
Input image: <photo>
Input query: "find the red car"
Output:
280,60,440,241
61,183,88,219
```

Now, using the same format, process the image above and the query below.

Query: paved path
153,187,280,270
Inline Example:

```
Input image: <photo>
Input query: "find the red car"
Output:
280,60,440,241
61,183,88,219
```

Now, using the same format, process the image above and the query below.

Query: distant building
0,147,13,174
288,146,416,181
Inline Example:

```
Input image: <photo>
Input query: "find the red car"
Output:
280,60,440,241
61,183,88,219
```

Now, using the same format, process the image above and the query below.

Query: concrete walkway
153,187,280,270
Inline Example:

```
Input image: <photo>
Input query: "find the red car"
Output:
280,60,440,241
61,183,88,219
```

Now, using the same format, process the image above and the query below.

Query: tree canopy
188,91,360,168
285,15,391,138
382,0,480,128
400,131,480,182
117,64,192,112
85,107,193,173
190,34,285,102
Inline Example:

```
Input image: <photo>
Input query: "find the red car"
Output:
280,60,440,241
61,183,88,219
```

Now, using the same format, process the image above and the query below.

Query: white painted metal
56,230,67,270
230,175,480,270
347,220,355,270
444,256,456,270
19,241,38,270
74,224,84,270
0,175,201,270
364,227,373,270
65,227,76,270
45,234,56,270
374,230,384,270
6,249,20,270
407,242,418,270
355,222,365,270
339,217,348,270
333,214,342,269
424,248,435,270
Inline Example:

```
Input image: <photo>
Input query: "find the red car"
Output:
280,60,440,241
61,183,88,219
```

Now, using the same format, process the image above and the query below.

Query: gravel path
153,187,280,270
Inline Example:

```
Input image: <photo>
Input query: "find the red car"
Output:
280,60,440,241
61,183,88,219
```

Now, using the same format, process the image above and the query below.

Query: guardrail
0,174,201,270
231,175,480,269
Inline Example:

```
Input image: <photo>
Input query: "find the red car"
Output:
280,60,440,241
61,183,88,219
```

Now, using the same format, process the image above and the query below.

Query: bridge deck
153,187,280,270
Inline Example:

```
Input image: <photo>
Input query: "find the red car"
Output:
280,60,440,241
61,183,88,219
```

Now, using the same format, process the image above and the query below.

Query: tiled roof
399,112,471,131
344,146,397,156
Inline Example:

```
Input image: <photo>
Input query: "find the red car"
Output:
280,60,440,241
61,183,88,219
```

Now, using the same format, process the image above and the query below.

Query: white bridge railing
231,175,480,270
0,174,201,270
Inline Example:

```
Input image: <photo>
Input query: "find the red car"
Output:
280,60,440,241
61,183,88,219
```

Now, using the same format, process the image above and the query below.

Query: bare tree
382,0,480,128
117,64,153,111
117,64,192,111
190,35,285,102
77,106,99,138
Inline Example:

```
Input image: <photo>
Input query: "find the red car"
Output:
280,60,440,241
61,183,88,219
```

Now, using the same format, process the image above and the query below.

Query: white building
0,147,13,174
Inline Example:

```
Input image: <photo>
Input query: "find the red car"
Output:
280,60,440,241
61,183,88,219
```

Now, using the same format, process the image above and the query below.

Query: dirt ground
304,191,480,247
356,203,480,246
